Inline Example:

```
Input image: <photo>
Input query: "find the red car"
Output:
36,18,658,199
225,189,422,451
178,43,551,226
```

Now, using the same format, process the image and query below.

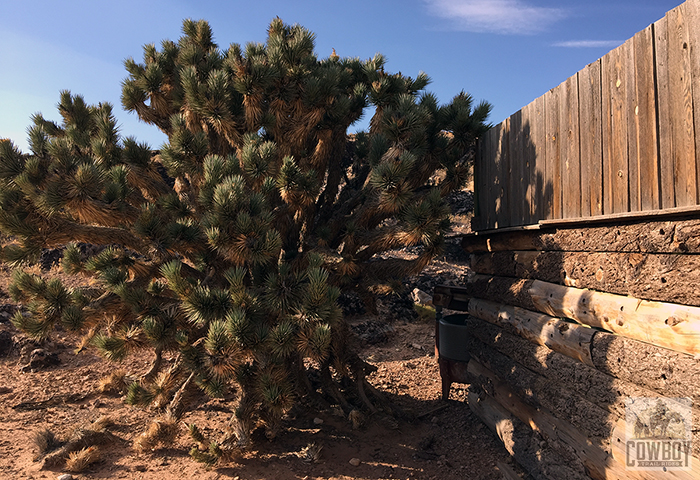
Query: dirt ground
0,230,525,480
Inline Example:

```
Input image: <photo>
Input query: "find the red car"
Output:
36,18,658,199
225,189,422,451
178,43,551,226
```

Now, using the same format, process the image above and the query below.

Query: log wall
435,218,700,479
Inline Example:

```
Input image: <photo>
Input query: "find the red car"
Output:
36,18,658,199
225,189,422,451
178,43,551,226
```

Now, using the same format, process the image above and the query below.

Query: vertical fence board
631,26,660,212
483,125,496,229
520,101,534,225
474,129,486,230
560,74,582,219
544,87,562,219
656,14,676,209
529,95,547,220
667,3,698,207
579,60,604,217
625,36,641,212
688,0,700,203
602,40,631,214
509,110,524,226
498,119,512,227
520,103,534,225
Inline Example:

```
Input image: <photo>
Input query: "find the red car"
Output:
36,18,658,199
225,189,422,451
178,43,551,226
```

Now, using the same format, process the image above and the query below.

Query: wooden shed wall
472,0,700,231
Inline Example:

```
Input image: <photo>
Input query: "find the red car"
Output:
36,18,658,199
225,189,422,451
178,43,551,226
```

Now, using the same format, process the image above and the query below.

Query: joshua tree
1,18,490,459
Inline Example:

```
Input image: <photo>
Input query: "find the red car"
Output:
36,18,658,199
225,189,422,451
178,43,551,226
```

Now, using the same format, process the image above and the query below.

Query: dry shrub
65,446,100,472
133,414,180,452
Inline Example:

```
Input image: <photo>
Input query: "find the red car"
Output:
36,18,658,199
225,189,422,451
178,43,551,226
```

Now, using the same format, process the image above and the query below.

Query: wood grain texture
578,60,604,217
560,74,581,219
667,3,697,207
544,87,561,220
528,279,700,357
632,26,660,211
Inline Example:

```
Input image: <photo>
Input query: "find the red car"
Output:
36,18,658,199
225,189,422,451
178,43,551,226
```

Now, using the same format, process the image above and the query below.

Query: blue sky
0,0,684,152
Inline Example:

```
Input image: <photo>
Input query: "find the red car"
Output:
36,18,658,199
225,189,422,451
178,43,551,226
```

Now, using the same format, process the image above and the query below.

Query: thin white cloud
424,0,568,35
553,40,624,48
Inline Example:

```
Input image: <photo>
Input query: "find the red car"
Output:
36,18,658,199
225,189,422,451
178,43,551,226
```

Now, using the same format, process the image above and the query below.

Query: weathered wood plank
469,250,700,307
466,275,538,311
481,124,495,230
496,120,511,228
509,110,525,227
544,87,561,220
689,0,700,204
560,74,581,219
667,3,697,207
602,39,631,214
625,31,641,212
632,26,660,211
655,13,676,209
528,279,700,356
473,128,486,231
578,60,603,217
467,298,595,366
460,218,700,254
520,101,535,225
529,95,547,222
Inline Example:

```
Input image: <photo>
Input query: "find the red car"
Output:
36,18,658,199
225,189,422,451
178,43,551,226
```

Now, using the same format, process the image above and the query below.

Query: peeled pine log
590,333,700,408
462,219,700,253
528,279,700,357
461,328,617,449
470,250,700,307
462,275,700,357
460,315,700,457
464,275,538,311
467,298,595,366
468,388,587,480
467,358,647,480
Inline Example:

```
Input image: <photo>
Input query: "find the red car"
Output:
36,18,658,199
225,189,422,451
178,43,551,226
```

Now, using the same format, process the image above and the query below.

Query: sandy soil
0,233,525,480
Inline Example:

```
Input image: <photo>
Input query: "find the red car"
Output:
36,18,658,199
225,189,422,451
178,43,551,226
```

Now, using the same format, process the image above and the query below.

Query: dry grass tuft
298,442,323,463
65,446,100,472
349,409,365,430
133,414,180,452
32,428,62,459
98,369,131,395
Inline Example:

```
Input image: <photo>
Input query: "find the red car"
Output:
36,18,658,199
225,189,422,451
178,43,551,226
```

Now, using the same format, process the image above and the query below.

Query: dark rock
351,320,394,345
39,248,64,271
0,304,16,323
338,291,366,317
383,291,419,322
0,330,13,357
446,190,474,216
20,348,61,372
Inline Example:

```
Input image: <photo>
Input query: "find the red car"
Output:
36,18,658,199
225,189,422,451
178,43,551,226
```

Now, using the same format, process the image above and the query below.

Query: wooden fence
473,0,700,231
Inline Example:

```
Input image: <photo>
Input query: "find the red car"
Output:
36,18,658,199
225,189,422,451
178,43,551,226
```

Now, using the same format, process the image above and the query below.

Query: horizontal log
460,275,700,356
467,298,595,366
470,250,700,307
460,315,700,457
468,388,584,480
461,329,617,449
433,284,470,310
468,359,645,480
464,275,538,311
462,218,700,253
591,333,700,409
529,279,700,356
